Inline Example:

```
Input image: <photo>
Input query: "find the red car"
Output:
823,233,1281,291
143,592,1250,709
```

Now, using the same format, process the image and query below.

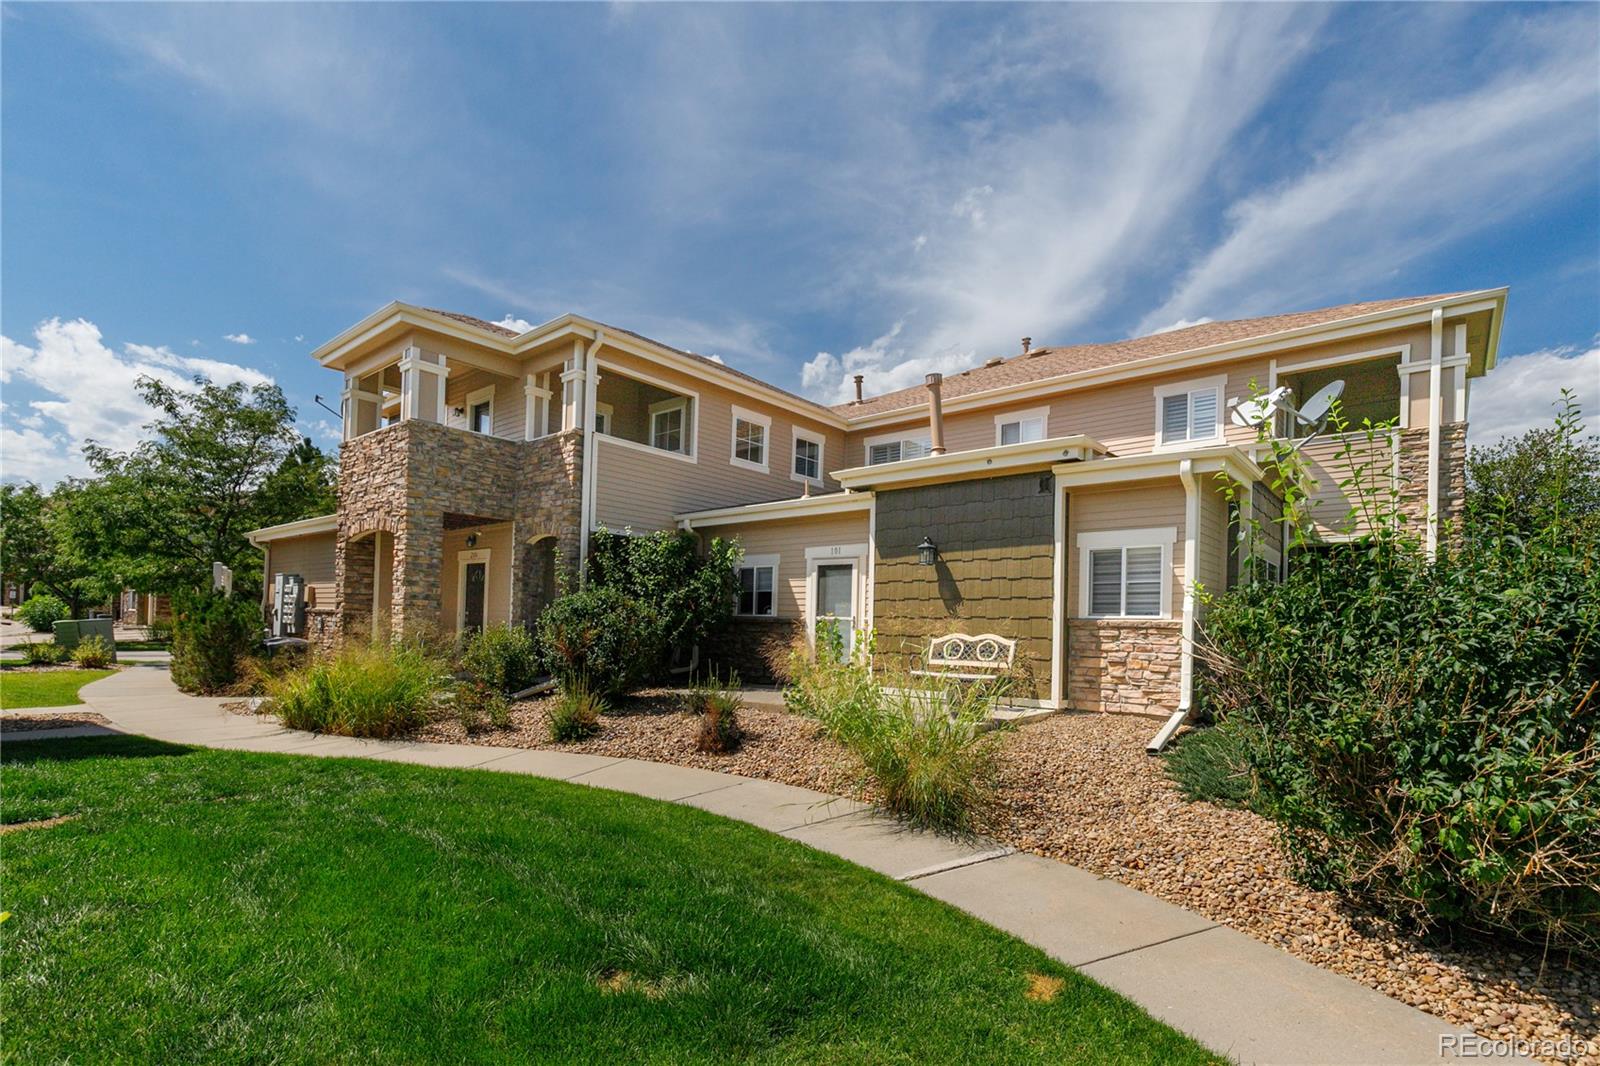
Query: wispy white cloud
493,316,535,334
223,332,256,345
1468,343,1600,445
1,318,273,486
1139,16,1599,333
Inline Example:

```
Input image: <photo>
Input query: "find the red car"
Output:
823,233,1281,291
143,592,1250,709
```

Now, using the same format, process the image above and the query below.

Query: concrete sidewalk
8,662,1488,1065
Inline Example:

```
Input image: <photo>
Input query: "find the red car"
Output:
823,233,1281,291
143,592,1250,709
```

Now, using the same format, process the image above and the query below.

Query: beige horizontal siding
265,532,336,612
1066,481,1186,618
591,347,847,531
702,512,870,620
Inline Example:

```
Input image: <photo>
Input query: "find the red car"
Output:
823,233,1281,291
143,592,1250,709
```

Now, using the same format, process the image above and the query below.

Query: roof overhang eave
843,288,1511,428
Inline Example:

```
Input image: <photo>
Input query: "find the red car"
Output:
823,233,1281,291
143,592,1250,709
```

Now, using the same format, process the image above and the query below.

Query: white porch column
1426,309,1443,557
342,375,383,440
560,339,587,432
524,373,552,441
396,347,448,424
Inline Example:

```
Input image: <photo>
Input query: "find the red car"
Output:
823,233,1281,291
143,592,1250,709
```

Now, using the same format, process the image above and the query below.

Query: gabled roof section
837,290,1504,420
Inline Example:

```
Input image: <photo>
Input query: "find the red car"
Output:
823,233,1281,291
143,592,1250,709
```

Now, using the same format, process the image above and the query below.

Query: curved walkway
18,663,1486,1065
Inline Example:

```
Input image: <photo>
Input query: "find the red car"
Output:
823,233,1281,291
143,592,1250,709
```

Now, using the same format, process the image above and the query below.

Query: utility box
53,617,117,661
273,573,306,639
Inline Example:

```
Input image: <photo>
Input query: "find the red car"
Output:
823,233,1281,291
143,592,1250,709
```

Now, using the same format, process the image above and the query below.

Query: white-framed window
730,406,770,472
865,432,931,466
465,385,496,436
1077,528,1175,618
593,401,613,436
792,429,825,485
994,406,1049,447
734,554,778,617
649,398,688,454
1153,376,1225,448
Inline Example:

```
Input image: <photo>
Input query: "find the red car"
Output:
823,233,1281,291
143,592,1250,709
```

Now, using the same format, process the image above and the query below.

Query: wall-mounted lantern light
466,533,479,548
916,537,937,567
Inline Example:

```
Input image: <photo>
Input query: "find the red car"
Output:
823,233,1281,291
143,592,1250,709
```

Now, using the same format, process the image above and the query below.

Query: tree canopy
1,376,336,612
1465,390,1599,535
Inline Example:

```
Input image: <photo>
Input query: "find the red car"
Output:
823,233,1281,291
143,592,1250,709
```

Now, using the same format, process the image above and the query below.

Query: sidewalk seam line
562,759,630,781
898,847,1016,882
776,807,862,834
1072,924,1222,969
673,781,747,803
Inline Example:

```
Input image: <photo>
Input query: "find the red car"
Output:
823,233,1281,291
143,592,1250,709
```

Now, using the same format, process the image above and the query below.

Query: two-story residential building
248,288,1506,745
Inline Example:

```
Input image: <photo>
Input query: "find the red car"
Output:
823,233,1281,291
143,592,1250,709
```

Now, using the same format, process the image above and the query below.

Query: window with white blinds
1154,377,1224,447
866,436,930,465
1086,544,1166,616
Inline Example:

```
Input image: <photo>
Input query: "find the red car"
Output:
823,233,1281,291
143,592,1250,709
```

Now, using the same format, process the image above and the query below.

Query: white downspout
1426,308,1443,558
1149,458,1199,753
577,330,605,581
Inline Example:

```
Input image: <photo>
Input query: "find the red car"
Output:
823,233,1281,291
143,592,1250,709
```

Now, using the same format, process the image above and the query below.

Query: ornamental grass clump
548,679,604,743
1195,391,1600,949
265,643,445,738
685,672,744,754
786,629,1005,834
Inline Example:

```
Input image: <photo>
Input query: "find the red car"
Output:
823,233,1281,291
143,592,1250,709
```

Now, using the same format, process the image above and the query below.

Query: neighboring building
118,590,172,626
247,289,1505,739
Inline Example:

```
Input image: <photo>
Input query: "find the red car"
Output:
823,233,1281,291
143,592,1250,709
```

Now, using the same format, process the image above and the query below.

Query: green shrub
266,644,445,738
16,594,68,633
453,678,510,733
686,672,744,754
147,619,175,645
459,623,541,695
786,642,1005,834
21,641,63,666
70,634,113,669
548,679,604,742
1198,395,1600,948
586,528,739,667
170,590,260,694
536,586,660,696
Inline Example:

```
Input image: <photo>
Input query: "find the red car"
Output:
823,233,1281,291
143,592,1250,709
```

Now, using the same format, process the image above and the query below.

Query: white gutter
245,513,339,547
1427,308,1443,558
676,490,873,529
578,329,604,579
1148,459,1200,754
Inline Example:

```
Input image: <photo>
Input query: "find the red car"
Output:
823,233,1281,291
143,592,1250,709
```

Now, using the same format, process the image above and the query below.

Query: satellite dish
1296,380,1345,425
1230,386,1293,428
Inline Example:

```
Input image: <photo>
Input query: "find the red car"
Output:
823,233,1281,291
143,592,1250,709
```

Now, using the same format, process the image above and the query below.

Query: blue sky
3,2,1597,486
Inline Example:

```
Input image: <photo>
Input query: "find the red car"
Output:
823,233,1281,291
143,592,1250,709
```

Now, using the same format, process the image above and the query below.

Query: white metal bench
910,633,1017,682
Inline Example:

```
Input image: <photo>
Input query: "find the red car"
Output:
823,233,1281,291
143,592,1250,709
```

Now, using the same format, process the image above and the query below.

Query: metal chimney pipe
925,372,947,456
1021,336,1032,355
853,374,864,404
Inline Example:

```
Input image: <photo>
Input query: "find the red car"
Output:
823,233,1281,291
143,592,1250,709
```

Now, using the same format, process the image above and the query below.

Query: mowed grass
0,665,117,709
1,737,1220,1066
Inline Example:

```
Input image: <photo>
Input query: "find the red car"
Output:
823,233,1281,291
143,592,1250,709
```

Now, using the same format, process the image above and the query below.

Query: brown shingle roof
835,293,1473,419
421,308,521,338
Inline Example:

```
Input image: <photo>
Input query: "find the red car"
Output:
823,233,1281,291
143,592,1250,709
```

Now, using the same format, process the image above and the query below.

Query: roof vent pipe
925,372,947,456
853,374,864,404
1021,336,1032,355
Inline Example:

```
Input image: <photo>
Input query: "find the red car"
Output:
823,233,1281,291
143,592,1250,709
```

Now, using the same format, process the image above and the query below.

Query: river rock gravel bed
378,696,1600,1061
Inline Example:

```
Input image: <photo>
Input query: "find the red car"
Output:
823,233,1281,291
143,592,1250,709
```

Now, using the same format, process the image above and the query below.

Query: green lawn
2,737,1218,1065
0,666,117,710
115,639,171,652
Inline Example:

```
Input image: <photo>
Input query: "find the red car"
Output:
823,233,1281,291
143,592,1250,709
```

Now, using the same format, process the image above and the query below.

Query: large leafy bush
535,585,659,696
170,589,260,694
586,528,739,662
1197,395,1599,948
458,622,541,695
15,594,69,633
